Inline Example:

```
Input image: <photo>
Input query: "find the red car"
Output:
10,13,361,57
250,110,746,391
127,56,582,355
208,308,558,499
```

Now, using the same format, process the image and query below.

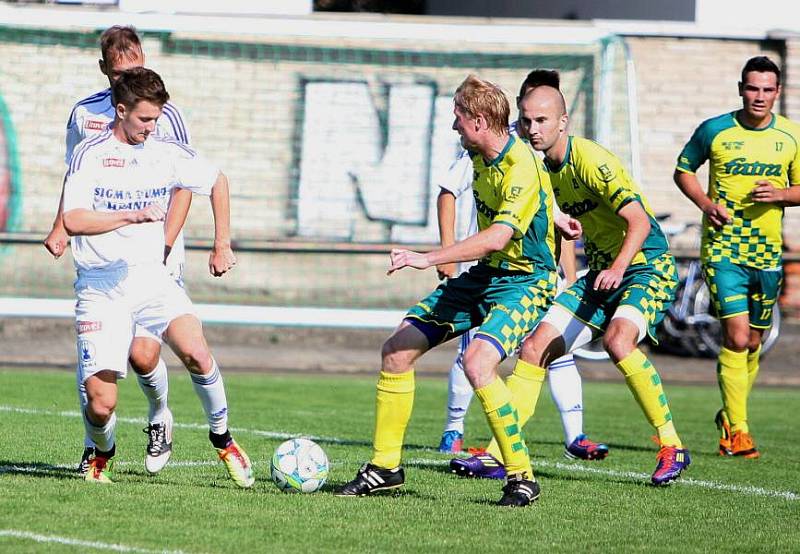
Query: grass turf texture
0,367,798,553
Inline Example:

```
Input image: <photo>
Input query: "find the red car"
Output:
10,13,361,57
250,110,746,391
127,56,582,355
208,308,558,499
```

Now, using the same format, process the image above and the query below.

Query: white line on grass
403,457,800,501
0,529,189,553
3,404,798,501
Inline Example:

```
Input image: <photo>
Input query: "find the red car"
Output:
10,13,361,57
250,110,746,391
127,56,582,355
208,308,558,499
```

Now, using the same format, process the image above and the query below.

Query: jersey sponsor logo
76,321,102,334
94,186,169,210
473,190,499,220
78,339,96,368
506,186,523,201
597,163,615,181
102,158,125,168
559,198,598,218
722,141,744,151
722,157,782,177
85,119,106,131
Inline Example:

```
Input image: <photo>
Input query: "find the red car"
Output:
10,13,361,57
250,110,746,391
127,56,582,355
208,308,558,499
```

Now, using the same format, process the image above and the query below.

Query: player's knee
722,329,749,351
177,343,213,374
602,325,636,361
381,339,412,374
519,338,546,366
87,397,116,423
128,347,160,374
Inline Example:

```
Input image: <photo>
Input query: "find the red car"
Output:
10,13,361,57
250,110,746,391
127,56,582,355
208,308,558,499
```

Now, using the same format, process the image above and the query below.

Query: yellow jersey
677,111,800,269
471,135,556,273
544,136,668,270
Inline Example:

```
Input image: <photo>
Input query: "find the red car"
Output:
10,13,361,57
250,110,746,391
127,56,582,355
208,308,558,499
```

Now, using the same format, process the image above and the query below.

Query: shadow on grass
0,460,78,480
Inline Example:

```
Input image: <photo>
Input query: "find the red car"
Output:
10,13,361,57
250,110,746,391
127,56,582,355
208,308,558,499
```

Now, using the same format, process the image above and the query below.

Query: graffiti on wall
296,80,464,243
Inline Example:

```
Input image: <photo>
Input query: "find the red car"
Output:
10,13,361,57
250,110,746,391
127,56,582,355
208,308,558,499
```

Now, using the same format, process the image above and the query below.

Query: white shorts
133,267,186,342
74,264,196,382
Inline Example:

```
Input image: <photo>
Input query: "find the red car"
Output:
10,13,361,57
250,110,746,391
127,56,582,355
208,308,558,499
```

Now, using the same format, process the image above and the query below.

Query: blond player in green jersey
477,79,690,487
674,56,800,458
337,75,578,507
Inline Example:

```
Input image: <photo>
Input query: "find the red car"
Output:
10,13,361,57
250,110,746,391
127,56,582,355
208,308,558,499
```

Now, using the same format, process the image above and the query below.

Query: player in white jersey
43,26,193,475
437,71,609,468
62,67,254,488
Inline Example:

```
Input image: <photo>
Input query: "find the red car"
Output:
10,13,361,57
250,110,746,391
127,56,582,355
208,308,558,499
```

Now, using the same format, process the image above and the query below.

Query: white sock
136,358,169,424
547,354,584,445
77,376,95,449
190,359,228,435
443,330,475,434
83,410,116,453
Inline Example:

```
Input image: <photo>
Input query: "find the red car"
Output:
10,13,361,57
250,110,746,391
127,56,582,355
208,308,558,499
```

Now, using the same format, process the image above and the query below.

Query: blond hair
454,75,510,135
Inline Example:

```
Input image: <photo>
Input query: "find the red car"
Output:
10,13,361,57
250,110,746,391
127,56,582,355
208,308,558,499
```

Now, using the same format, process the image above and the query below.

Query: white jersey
65,88,192,272
63,130,217,274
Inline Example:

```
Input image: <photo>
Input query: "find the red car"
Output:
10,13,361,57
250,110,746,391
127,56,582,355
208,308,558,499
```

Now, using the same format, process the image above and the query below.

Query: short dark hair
112,67,169,110
741,56,781,85
100,25,142,64
518,69,560,98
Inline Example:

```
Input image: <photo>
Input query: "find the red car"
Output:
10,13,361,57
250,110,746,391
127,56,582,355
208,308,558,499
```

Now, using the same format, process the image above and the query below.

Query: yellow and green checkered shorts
405,263,557,358
553,252,677,341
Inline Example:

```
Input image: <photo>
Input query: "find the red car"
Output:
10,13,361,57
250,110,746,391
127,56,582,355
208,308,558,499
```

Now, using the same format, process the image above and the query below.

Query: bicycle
573,216,781,360
653,216,781,358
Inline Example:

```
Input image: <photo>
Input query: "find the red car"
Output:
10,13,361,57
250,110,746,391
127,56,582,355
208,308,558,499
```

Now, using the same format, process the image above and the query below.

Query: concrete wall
1,19,799,312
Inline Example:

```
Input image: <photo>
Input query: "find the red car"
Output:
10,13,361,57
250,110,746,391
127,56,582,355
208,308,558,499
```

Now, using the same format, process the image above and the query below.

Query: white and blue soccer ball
270,438,329,493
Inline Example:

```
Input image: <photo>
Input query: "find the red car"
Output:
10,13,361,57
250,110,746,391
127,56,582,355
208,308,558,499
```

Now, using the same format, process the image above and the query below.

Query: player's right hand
132,203,166,224
43,227,68,259
702,202,730,230
436,262,457,280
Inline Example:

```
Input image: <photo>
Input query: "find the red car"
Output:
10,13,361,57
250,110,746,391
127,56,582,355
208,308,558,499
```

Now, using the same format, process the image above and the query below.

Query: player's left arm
388,223,513,275
208,172,236,277
594,201,650,291
163,188,193,264
577,151,647,290
751,181,800,206
389,162,534,274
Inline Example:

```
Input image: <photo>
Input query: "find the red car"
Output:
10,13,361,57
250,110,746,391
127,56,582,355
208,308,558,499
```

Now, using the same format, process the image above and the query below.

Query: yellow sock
485,360,547,462
718,346,749,433
371,370,415,469
747,344,761,394
474,377,532,478
616,348,682,448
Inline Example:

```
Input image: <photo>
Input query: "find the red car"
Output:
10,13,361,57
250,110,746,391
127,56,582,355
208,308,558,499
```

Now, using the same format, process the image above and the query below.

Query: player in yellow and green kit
675,56,800,458
453,77,690,486
338,75,577,507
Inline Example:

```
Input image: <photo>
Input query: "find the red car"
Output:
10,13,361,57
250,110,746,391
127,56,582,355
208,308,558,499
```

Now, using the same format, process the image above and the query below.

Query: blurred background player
437,70,608,467
461,80,690,488
42,25,192,475
674,56,800,458
63,67,252,487
338,75,576,506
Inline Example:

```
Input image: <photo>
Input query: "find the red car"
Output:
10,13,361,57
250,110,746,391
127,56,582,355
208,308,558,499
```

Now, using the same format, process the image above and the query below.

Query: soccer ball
270,438,329,493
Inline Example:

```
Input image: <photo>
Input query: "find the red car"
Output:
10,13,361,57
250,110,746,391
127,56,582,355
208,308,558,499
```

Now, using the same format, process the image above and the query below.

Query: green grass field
0,367,798,553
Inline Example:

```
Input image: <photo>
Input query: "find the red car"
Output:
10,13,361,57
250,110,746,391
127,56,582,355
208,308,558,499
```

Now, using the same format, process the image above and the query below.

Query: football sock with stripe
548,354,584,445
616,348,682,447
485,360,546,462
475,377,532,478
190,359,228,435
444,356,473,434
718,346,749,433
371,370,415,469
136,358,169,425
83,409,116,453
